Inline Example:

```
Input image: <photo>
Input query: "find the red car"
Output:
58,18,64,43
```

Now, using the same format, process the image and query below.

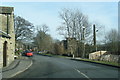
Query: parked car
22,50,33,57
38,51,43,54
26,52,33,57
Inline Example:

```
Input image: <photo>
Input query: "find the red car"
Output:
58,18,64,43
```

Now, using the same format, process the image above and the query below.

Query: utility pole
82,27,85,58
93,24,97,51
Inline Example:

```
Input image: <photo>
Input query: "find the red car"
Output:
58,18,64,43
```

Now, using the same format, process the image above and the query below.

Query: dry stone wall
89,51,119,63
100,54,119,63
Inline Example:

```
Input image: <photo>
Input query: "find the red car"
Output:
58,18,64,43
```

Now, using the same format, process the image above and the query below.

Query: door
3,41,7,67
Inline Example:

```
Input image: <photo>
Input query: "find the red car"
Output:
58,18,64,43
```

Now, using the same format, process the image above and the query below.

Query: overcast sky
1,1,118,41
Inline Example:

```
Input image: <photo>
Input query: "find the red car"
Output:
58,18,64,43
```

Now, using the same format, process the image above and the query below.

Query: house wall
0,39,2,68
0,7,15,69
89,51,107,60
67,38,77,56
59,38,78,56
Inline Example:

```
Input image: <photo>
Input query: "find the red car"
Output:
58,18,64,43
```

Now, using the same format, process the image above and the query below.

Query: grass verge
78,58,120,67
38,53,120,67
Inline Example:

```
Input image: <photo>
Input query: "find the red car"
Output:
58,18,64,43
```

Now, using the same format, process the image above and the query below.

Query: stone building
89,51,107,60
60,37,78,57
0,7,15,68
66,38,77,57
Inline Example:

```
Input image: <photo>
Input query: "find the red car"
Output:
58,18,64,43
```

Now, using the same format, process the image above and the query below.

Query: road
13,54,119,79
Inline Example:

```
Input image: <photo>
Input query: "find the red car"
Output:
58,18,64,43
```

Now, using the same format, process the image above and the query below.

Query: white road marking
74,68,92,80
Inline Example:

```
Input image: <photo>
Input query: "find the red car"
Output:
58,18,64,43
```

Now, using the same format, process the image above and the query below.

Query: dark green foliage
14,16,34,42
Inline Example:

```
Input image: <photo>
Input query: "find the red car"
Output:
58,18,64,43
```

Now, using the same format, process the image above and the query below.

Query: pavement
2,56,33,78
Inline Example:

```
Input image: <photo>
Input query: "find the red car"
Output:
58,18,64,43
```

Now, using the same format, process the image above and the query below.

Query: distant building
89,51,107,60
0,7,15,68
60,40,67,54
60,37,78,56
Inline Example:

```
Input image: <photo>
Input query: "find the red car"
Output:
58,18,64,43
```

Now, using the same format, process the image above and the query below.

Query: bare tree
104,29,118,54
105,29,118,43
58,8,91,41
33,24,53,51
57,8,92,58
37,24,49,33
59,8,72,37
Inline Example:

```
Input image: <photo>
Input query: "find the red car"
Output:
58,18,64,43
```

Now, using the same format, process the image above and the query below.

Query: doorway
3,41,7,67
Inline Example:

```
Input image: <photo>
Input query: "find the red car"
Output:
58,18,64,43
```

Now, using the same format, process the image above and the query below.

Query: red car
22,50,33,57
26,52,33,56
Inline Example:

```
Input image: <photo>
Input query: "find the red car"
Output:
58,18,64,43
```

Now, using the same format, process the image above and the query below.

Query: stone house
0,7,15,68
60,37,78,57
89,51,107,60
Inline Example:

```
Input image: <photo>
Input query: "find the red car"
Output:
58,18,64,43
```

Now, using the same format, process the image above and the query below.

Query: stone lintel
0,7,14,14
0,31,11,38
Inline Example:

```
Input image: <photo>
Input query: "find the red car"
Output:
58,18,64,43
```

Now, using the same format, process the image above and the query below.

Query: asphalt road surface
13,54,119,79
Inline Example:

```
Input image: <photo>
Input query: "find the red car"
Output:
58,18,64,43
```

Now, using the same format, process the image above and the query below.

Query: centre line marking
74,68,92,80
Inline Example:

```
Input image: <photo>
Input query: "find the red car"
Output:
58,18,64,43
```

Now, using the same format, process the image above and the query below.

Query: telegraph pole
93,24,97,51
82,27,85,58
93,24,96,46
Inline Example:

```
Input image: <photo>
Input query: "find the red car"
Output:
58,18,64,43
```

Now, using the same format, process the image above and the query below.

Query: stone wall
0,7,15,69
100,54,119,63
89,51,119,63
